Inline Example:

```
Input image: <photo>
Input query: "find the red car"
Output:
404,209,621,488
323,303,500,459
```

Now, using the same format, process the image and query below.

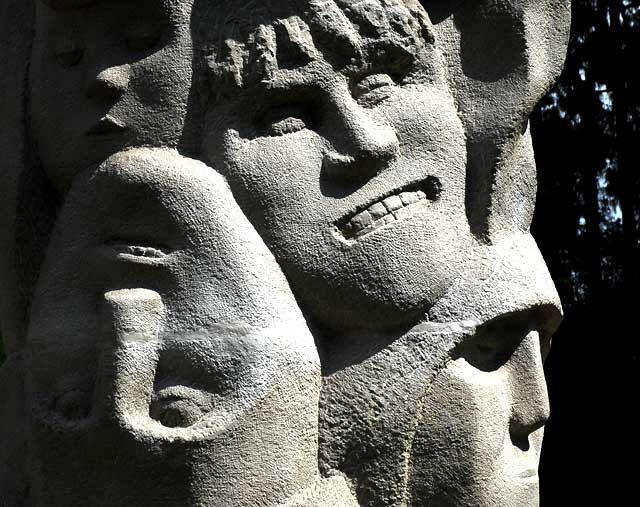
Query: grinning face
200,4,563,506
203,22,473,336
30,0,195,193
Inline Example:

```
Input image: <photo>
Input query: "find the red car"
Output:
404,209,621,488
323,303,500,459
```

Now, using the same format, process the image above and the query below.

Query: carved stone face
200,3,565,506
319,283,560,507
203,32,472,336
408,320,553,507
25,149,320,506
30,0,195,193
7,1,571,505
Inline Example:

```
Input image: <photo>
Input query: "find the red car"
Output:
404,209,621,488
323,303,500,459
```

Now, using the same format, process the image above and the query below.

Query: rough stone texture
1,1,571,506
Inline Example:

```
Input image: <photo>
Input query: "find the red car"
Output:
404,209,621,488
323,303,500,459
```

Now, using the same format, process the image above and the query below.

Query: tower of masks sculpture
0,1,571,506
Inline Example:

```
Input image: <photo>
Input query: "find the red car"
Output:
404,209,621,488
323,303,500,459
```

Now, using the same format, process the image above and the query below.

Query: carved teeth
383,195,403,212
352,210,374,230
393,207,411,221
369,202,387,220
400,192,419,206
340,188,430,240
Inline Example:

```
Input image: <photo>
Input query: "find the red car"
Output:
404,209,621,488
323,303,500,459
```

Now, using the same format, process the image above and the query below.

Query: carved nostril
321,132,399,184
53,388,92,421
510,409,547,451
323,95,400,184
355,124,399,163
321,151,357,183
510,431,531,452
86,65,130,102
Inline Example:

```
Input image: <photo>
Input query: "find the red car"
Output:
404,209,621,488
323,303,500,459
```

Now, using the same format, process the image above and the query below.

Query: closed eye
256,103,312,137
456,318,530,372
149,385,213,428
353,73,397,107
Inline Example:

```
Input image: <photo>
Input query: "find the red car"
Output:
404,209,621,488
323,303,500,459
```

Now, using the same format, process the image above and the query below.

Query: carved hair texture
192,0,436,99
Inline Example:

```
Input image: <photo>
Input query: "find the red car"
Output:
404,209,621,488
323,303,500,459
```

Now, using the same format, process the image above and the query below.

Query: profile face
408,317,554,507
25,150,319,506
30,0,195,193
204,28,473,335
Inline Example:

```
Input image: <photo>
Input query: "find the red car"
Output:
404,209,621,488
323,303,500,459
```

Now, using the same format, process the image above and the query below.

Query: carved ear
420,0,571,240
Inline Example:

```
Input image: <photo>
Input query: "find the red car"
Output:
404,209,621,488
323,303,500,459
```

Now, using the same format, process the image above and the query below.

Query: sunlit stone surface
1,1,570,505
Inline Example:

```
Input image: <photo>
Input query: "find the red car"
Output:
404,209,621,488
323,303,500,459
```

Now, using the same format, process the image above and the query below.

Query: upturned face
30,0,195,193
25,149,320,506
203,38,473,336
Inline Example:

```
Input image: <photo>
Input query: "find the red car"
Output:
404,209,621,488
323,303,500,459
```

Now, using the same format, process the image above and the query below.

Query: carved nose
323,99,399,184
508,330,550,450
94,289,164,422
86,65,130,102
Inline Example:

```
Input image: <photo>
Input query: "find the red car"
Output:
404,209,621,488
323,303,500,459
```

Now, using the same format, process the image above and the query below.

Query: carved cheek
407,358,511,503
221,131,325,211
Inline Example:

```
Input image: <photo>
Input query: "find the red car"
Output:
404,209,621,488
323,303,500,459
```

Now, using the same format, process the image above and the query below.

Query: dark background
1,0,637,504
532,0,639,504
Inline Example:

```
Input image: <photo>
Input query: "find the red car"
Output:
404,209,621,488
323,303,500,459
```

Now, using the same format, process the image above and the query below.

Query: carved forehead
195,0,433,39
196,0,436,93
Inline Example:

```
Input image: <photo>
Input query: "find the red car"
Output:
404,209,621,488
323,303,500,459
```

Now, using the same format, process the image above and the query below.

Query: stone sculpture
0,1,571,506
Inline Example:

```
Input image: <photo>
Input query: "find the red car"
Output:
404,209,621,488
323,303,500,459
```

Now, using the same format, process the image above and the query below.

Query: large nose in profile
95,289,164,422
322,95,399,184
86,64,130,102
508,329,551,450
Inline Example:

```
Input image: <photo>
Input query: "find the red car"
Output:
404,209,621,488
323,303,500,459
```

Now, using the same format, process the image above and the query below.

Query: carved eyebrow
358,40,419,73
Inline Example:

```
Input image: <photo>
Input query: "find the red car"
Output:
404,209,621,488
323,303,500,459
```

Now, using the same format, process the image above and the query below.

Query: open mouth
336,176,441,241
86,116,127,136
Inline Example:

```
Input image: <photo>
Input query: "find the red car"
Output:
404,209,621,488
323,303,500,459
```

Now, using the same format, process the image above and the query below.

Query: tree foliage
531,1,639,503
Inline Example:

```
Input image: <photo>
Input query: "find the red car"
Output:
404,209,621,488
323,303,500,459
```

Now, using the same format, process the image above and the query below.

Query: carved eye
55,46,84,67
458,322,526,373
125,26,162,52
258,104,311,137
354,73,397,108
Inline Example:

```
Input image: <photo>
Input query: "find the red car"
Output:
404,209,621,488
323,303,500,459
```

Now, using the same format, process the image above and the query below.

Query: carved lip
335,176,442,241
86,116,128,136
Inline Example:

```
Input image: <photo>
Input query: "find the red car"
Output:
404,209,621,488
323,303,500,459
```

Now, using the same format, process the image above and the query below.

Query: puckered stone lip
335,176,441,241
86,115,128,136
